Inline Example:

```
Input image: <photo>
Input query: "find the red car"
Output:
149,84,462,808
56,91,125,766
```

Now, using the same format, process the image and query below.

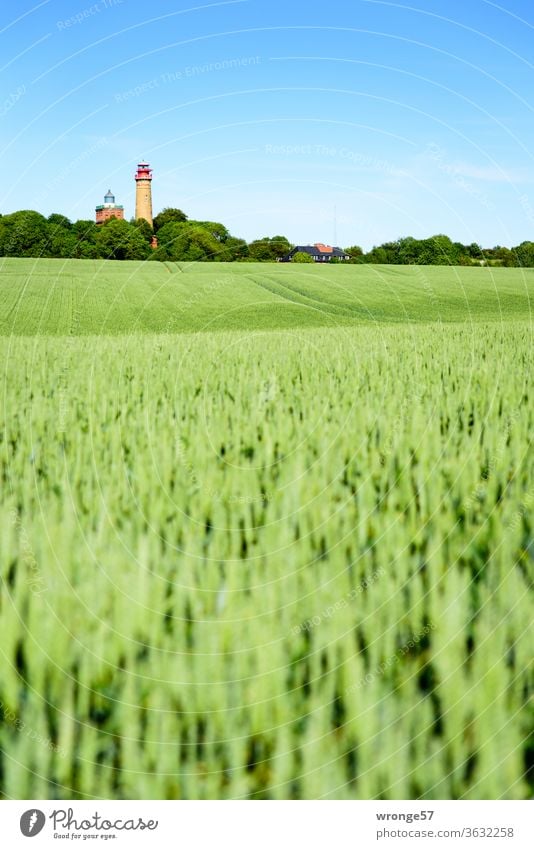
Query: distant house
279,243,350,262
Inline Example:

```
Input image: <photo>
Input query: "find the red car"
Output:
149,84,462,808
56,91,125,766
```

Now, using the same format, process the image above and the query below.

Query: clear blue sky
2,0,534,249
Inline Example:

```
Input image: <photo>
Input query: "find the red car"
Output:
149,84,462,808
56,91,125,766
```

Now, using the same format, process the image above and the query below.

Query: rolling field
0,259,532,800
0,258,532,334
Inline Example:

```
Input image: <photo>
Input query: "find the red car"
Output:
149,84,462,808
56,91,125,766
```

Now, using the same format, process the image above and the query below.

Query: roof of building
289,244,349,258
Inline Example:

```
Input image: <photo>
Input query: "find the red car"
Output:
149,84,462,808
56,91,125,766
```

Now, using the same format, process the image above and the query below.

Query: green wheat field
0,258,532,799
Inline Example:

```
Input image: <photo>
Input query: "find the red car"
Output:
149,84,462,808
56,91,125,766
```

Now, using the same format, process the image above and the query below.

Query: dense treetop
0,209,532,266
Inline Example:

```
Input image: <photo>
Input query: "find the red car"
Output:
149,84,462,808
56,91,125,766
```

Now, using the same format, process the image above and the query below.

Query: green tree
364,245,389,264
291,251,314,263
467,242,483,259
492,246,517,267
156,221,222,261
94,219,150,260
186,226,222,261
71,220,98,258
345,245,364,262
131,218,154,243
247,238,272,261
248,236,292,261
48,213,72,230
72,219,98,240
153,208,188,232
195,221,229,243
397,236,420,264
513,241,534,267
153,222,187,260
47,213,76,257
381,241,401,263
0,210,49,257
270,235,292,258
427,234,461,265
217,237,249,261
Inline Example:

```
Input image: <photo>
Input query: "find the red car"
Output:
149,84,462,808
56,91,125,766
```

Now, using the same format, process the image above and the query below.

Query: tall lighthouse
135,161,153,227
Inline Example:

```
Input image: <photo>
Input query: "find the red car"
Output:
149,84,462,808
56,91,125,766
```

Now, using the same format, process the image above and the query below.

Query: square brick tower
95,189,124,224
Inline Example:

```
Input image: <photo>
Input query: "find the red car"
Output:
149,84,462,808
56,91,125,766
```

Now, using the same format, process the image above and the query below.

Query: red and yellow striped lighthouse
134,161,153,227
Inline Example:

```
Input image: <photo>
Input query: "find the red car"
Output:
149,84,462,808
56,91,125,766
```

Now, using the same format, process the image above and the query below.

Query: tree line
1,208,533,266
346,235,533,267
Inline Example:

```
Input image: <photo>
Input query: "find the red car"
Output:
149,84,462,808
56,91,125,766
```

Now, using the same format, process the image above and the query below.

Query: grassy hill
0,257,532,334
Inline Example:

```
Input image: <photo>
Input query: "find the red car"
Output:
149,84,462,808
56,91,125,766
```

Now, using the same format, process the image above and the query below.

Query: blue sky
2,0,534,249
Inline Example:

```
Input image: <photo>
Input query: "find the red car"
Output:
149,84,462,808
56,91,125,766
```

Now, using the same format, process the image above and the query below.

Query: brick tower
95,189,124,224
135,161,153,227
